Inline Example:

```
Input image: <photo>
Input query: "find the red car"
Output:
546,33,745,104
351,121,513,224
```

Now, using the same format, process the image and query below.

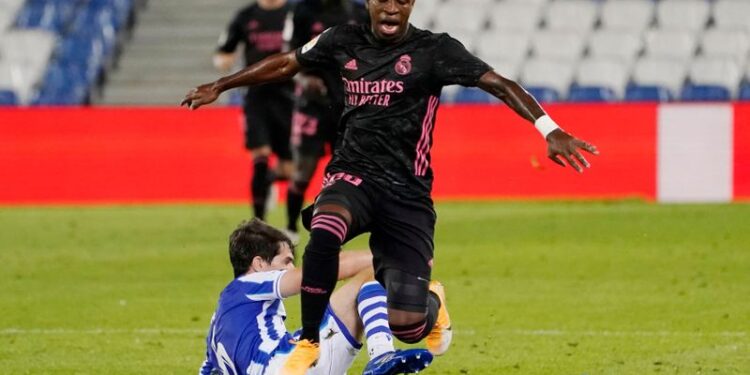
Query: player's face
268,242,295,271
367,0,415,42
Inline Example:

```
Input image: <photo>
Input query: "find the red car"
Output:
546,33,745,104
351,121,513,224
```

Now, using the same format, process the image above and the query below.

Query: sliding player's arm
278,250,373,298
181,51,302,110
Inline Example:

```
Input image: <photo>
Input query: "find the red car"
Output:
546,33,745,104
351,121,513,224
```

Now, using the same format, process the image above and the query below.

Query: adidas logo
344,59,358,71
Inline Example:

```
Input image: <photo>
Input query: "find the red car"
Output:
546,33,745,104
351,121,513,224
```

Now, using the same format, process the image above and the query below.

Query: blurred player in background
199,219,433,375
214,0,295,222
283,0,368,240
184,0,599,373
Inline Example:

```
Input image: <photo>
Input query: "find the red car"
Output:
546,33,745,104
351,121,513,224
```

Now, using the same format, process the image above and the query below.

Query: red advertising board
734,103,750,200
0,103,721,204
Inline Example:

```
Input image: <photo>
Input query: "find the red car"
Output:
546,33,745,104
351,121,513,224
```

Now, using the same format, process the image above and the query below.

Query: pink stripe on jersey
414,96,440,176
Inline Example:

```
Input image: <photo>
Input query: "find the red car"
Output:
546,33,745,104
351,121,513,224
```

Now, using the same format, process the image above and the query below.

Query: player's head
228,219,296,278
365,0,415,42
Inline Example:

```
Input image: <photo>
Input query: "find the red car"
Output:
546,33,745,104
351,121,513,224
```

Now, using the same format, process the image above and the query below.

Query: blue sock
357,281,395,359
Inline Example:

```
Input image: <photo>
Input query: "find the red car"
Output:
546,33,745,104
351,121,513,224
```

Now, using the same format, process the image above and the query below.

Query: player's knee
382,267,432,343
313,204,352,225
381,268,430,313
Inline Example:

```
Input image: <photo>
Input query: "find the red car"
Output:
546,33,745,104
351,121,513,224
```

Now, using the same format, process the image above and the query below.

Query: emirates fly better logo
395,54,412,75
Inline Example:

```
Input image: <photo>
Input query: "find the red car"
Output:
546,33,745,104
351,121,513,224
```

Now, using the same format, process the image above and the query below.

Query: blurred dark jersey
295,24,492,199
218,3,293,98
289,0,368,108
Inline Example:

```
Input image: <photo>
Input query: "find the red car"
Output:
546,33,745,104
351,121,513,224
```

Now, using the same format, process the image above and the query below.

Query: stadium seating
700,29,749,66
587,30,643,64
520,58,575,100
713,0,750,32
631,57,688,98
0,0,137,105
644,30,698,62
683,57,742,100
599,0,654,33
740,82,750,100
2,0,747,105
625,85,674,102
476,32,530,67
656,0,710,32
0,89,18,105
543,0,599,33
574,58,629,100
432,2,487,35
531,31,586,62
488,2,544,33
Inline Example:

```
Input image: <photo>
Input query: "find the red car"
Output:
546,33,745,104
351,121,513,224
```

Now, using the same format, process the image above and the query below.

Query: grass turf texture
0,202,748,374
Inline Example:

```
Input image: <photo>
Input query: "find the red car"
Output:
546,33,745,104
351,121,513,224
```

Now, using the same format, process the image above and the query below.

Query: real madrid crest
395,54,412,76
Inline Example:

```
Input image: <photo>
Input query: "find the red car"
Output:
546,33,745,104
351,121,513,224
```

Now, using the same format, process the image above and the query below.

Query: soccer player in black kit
184,0,599,373
284,0,368,240
215,0,295,222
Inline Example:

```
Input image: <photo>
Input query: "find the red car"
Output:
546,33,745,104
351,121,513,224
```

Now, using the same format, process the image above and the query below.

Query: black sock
251,156,270,220
300,213,348,342
286,180,309,232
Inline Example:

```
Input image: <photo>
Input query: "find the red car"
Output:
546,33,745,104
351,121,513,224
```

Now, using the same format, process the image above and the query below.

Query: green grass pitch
1,202,748,374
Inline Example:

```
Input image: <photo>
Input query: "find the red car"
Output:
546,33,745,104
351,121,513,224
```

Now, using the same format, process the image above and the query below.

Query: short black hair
228,218,294,278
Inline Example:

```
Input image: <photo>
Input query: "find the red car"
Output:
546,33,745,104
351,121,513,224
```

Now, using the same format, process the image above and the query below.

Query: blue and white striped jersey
199,270,295,375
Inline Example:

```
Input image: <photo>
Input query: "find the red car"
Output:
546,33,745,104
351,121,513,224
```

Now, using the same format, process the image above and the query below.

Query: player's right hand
181,83,220,110
546,129,599,173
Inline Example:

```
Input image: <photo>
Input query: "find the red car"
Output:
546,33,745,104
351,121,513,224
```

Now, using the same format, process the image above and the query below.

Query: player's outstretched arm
181,51,302,110
477,71,600,173
278,250,373,298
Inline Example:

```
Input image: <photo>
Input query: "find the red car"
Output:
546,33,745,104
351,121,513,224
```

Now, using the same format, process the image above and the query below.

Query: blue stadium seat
454,87,497,104
32,62,90,106
69,6,118,59
56,35,105,85
568,86,616,103
625,85,673,102
0,90,19,106
15,1,62,33
525,87,560,103
739,82,750,101
680,84,732,102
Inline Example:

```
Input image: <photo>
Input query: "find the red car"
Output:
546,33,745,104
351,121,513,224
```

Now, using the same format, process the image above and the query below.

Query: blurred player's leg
286,155,318,235
250,150,273,220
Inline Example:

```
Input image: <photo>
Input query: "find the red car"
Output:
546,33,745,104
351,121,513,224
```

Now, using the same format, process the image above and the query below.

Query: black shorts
291,102,340,158
302,172,436,282
243,94,293,160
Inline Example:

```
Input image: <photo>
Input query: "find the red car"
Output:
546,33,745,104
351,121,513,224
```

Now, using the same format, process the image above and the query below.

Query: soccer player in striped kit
184,0,599,373
199,219,432,375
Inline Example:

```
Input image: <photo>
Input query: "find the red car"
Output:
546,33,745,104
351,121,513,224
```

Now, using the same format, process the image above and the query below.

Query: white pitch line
0,328,206,335
455,329,748,338
0,328,746,338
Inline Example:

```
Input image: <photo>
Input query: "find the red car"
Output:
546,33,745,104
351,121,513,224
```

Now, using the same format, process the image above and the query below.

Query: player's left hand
181,83,220,110
545,129,599,173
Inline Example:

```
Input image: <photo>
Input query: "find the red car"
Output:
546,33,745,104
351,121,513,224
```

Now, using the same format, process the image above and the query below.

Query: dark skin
183,0,600,327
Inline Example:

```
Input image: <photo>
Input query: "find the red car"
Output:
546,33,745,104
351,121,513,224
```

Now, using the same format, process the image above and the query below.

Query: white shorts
266,307,362,375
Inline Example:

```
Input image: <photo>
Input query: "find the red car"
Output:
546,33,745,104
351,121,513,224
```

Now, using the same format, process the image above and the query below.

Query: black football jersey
295,24,492,198
219,3,293,97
